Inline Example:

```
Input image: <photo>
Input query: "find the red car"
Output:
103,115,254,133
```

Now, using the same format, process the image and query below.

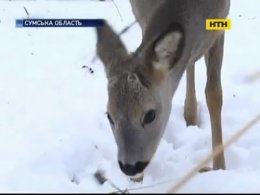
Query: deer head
95,20,184,176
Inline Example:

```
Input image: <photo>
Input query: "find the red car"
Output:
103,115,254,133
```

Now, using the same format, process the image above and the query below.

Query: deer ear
96,21,128,77
152,30,183,74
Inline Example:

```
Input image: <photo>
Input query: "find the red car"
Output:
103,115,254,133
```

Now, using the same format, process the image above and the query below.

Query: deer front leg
204,33,226,170
184,63,198,126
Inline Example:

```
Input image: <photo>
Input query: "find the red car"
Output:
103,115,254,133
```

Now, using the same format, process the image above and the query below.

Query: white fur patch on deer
153,31,182,72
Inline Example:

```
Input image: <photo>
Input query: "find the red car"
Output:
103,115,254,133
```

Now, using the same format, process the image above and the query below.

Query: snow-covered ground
0,0,259,193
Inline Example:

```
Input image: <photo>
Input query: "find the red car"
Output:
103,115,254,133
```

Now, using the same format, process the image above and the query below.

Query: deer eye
143,110,156,125
106,112,114,125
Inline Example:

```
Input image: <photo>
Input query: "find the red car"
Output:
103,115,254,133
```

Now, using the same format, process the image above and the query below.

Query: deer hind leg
204,33,226,170
184,63,198,126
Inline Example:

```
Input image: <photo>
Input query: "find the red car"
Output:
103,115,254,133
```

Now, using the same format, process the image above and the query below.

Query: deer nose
118,161,149,176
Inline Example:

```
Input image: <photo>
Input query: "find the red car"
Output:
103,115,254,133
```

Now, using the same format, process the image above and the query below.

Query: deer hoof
199,166,213,173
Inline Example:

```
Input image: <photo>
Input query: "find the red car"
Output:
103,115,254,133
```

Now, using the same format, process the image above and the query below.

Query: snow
0,0,259,193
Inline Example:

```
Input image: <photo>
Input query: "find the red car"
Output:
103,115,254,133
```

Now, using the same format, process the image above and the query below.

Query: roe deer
95,0,230,177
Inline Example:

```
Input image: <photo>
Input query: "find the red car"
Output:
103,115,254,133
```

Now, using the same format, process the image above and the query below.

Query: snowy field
0,0,260,193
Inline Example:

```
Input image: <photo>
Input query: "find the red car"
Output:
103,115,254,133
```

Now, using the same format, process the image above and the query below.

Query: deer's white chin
129,172,144,183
